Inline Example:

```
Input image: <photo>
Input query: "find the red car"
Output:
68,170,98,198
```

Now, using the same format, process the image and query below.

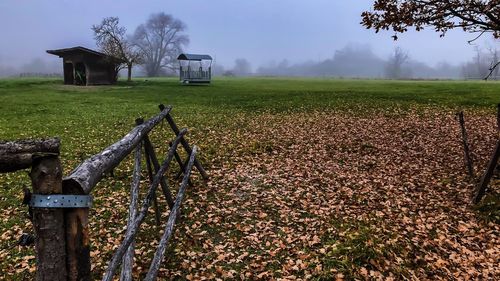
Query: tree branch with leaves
362,1,500,79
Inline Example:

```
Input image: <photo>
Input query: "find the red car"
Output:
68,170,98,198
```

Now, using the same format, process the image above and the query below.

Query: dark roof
177,53,212,61
46,46,124,62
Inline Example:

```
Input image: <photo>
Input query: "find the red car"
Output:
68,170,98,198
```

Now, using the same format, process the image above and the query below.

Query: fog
0,0,498,78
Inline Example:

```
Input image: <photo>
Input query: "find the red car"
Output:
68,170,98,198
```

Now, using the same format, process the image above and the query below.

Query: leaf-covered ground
4,108,499,280
0,79,499,280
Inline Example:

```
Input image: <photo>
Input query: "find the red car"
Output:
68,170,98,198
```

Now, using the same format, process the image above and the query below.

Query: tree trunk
127,64,132,82
30,155,67,281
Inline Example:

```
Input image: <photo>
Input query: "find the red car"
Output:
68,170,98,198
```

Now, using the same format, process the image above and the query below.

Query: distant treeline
214,43,500,80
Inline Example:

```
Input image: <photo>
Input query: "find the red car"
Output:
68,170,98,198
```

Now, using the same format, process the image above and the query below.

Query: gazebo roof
177,53,212,61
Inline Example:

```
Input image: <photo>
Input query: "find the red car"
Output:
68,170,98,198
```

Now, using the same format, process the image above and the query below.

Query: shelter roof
46,46,124,62
177,54,212,61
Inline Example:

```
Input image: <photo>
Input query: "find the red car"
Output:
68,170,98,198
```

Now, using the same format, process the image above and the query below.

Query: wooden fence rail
0,138,60,172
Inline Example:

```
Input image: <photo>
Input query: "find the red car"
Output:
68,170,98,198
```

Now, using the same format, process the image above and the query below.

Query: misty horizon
0,0,498,78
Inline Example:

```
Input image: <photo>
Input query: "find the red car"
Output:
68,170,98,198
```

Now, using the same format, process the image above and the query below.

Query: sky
0,0,497,70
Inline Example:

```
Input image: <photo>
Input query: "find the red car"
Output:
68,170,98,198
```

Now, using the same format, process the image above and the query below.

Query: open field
0,77,499,279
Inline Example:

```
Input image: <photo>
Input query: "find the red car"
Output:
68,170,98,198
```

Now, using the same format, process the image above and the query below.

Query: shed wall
57,53,118,85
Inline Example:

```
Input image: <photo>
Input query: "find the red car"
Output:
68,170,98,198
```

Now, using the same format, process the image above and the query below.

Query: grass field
0,77,499,280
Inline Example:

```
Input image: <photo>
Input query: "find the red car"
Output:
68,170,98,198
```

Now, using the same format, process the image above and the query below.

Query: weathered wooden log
101,131,185,281
457,112,474,178
64,106,172,194
144,141,162,226
473,139,500,203
0,138,60,172
120,143,142,281
30,154,67,281
159,104,209,180
144,146,197,281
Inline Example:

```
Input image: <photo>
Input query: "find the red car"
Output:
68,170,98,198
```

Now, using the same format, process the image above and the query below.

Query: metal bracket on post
29,194,93,208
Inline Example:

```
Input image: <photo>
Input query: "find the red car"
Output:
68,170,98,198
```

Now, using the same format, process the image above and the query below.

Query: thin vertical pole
457,112,474,178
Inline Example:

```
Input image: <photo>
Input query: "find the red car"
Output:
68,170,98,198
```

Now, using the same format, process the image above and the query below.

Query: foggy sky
0,0,497,71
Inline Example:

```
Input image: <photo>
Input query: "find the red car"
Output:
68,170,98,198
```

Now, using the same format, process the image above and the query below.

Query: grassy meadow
0,77,499,279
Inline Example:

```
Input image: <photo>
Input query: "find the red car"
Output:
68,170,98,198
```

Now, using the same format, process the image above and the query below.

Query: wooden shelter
47,46,123,86
177,53,212,84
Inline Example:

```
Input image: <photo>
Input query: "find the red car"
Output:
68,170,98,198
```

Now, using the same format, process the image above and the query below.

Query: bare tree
133,13,189,77
385,47,409,79
474,47,490,79
461,46,497,79
487,46,500,80
92,17,141,82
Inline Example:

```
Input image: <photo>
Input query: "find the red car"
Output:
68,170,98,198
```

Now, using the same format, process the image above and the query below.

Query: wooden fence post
30,154,67,281
62,180,91,281
457,112,474,178
473,140,500,204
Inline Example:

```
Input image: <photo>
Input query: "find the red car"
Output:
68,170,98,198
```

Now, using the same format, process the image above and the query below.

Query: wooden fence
0,104,208,280
456,104,500,203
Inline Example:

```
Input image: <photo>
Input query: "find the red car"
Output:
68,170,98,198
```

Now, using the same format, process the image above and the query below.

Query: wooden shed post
30,154,67,281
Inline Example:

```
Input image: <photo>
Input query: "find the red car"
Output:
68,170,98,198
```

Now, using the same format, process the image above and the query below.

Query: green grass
1,76,499,140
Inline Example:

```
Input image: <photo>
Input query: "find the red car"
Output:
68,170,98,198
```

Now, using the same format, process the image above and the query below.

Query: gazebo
177,54,212,84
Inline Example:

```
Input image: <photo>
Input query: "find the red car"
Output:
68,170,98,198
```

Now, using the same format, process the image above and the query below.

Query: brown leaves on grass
173,109,499,280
